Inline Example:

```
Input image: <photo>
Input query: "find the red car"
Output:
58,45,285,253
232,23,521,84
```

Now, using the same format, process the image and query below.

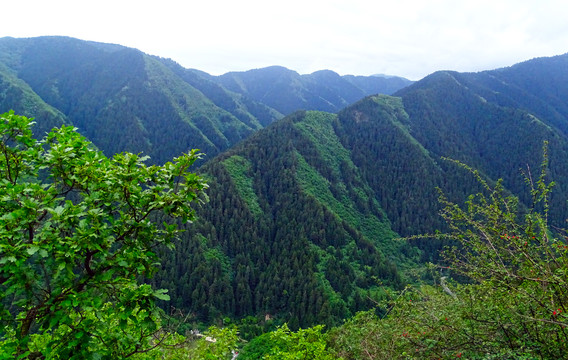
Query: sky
2,0,568,80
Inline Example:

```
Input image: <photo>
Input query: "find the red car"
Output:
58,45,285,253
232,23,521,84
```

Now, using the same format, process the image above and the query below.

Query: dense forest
1,36,568,358
151,53,568,330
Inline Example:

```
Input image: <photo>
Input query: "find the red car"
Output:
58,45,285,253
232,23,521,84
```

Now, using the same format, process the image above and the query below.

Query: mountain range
153,52,568,328
0,36,410,164
1,35,567,329
214,66,412,114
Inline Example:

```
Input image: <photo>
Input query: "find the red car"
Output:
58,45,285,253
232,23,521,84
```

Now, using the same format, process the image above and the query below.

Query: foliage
238,332,274,359
328,146,568,358
104,325,238,360
0,111,207,358
256,323,337,359
434,147,568,357
329,284,484,359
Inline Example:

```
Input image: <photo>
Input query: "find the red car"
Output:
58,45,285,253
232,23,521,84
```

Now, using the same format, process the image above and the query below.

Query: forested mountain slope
154,53,568,327
215,66,412,115
0,36,281,164
395,55,568,228
2,36,568,330
0,36,411,163
153,109,414,329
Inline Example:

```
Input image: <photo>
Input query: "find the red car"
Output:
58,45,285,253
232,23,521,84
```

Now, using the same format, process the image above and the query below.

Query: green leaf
153,290,170,301
0,212,15,221
0,256,16,264
26,245,39,256
52,206,64,216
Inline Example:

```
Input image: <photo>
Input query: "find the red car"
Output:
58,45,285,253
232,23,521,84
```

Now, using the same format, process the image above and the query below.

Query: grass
222,155,262,216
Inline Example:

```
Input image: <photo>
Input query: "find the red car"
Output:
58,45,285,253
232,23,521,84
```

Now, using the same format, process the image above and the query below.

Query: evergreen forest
1,36,568,358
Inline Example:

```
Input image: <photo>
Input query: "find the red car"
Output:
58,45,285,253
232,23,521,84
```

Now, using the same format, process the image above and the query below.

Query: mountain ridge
3,35,568,329
0,36,412,163
151,52,568,326
215,65,413,114
0,36,281,163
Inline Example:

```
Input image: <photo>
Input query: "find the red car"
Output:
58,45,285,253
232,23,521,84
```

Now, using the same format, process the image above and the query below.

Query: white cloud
2,0,567,79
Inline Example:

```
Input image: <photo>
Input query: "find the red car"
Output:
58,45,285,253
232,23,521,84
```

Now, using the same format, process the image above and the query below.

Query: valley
1,36,568,358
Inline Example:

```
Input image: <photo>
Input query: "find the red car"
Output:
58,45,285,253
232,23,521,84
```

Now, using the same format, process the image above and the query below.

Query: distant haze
2,0,568,80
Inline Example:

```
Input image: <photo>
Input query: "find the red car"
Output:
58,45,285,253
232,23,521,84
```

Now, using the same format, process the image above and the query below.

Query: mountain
0,36,413,328
0,36,281,164
3,35,568,330
152,53,568,329
394,55,568,228
214,66,413,115
0,36,411,164
344,73,413,95
153,109,412,329
0,38,68,135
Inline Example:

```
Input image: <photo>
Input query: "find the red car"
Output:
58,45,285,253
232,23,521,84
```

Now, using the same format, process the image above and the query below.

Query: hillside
215,66,413,115
395,56,568,227
2,36,568,330
153,109,413,329
153,53,568,327
0,36,281,164
0,36,413,164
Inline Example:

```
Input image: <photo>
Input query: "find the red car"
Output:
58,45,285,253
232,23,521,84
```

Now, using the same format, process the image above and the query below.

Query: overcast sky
3,0,567,80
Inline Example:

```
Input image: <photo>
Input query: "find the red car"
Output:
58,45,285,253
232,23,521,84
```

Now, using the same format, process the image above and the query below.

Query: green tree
0,111,207,358
328,147,568,359
261,323,337,359
431,150,568,357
